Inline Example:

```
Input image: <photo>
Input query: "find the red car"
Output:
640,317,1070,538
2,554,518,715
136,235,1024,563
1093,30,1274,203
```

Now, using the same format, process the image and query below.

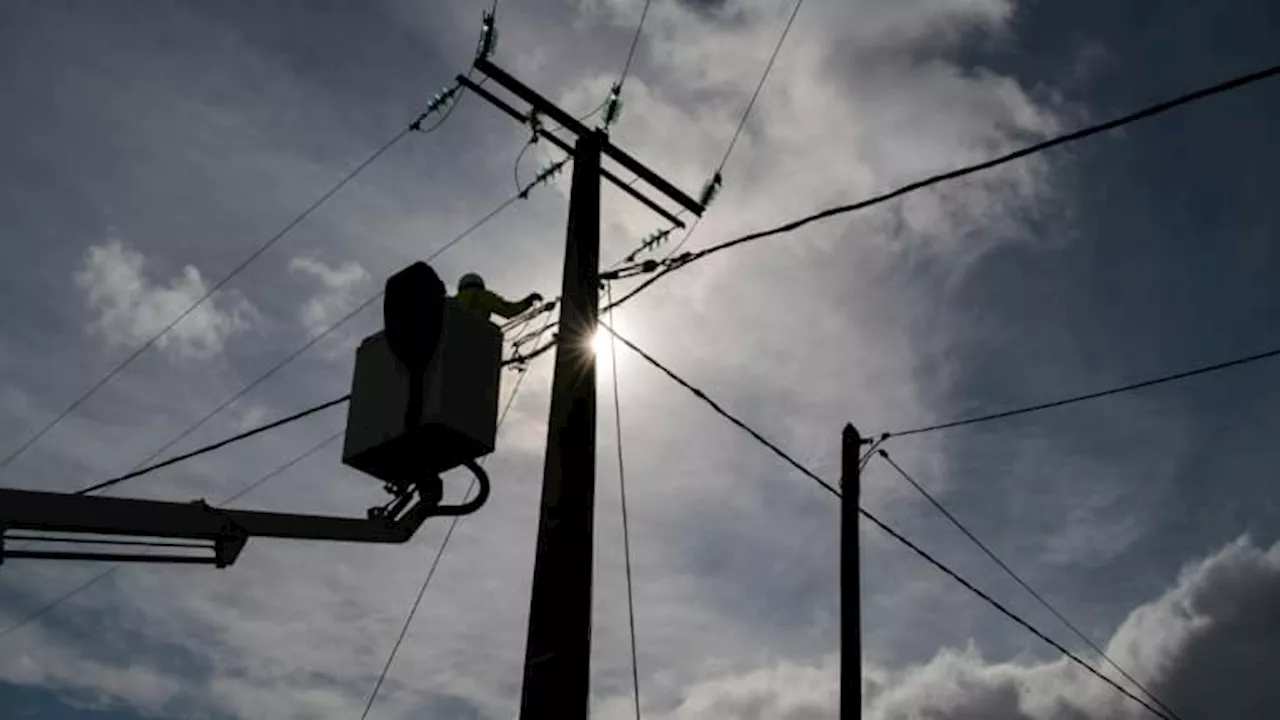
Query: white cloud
288,255,373,339
74,239,257,360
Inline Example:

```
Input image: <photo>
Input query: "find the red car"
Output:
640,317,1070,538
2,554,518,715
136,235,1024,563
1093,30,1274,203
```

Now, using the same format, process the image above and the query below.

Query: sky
1,0,1278,718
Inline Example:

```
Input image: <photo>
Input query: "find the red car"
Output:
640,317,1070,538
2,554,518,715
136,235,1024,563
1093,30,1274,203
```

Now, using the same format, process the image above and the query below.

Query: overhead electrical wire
547,71,1280,358
598,319,839,498
360,316,549,719
601,59,1280,310
604,287,643,720
876,450,1187,720
884,345,1280,439
712,0,805,179
600,323,1175,720
75,395,350,495
617,0,654,92
854,496,1174,720
0,428,341,642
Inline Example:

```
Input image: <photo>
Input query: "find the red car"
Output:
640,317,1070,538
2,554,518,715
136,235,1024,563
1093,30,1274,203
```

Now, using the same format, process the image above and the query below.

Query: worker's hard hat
458,272,485,291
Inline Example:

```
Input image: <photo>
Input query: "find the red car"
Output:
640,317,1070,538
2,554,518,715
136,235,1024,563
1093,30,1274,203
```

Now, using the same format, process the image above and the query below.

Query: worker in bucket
454,272,542,322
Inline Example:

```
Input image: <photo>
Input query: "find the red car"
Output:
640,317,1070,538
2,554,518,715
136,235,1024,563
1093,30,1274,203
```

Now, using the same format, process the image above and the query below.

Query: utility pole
841,423,862,720
520,130,602,715
465,58,703,719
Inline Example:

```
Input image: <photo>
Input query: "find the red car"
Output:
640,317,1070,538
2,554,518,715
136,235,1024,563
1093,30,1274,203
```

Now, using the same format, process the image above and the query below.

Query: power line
855,501,1173,720
602,324,1174,720
360,319,547,718
605,60,1280,305
876,450,1187,720
0,129,411,477
0,429,339,642
605,287,642,720
714,0,806,177
0,569,117,642
75,395,350,495
617,0,654,90
599,320,838,498
887,345,1280,438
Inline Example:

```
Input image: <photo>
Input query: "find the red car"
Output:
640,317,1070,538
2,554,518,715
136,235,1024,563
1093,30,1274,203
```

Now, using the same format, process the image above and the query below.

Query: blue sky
1,1,1279,718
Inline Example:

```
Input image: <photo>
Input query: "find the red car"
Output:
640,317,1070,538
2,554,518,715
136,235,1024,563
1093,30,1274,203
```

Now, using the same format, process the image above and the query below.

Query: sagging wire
875,450,1188,720
513,111,547,190
604,282,643,720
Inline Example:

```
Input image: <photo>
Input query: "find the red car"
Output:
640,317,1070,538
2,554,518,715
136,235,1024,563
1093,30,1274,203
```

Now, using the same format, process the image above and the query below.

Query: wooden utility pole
520,130,603,716
841,423,862,720
466,58,704,719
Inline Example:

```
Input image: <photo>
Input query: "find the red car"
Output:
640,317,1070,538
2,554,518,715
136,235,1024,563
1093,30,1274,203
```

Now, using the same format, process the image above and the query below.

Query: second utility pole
521,130,603,716
841,423,862,720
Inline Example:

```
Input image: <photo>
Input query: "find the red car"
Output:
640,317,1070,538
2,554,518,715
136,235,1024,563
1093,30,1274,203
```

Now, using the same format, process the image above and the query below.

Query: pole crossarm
471,58,705,218
458,76,686,228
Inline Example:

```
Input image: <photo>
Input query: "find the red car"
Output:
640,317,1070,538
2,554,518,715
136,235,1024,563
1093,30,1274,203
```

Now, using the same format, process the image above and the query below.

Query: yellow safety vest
455,287,529,322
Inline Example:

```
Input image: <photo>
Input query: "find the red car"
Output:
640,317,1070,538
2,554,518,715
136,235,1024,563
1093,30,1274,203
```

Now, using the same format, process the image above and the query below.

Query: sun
590,329,611,357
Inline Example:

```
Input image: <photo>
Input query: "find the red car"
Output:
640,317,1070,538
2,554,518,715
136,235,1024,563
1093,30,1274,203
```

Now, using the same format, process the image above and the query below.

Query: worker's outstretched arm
485,290,543,319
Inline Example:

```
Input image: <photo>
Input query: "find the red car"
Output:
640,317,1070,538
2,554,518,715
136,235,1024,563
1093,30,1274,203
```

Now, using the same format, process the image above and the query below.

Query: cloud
591,536,1280,720
73,239,257,360
288,255,373,339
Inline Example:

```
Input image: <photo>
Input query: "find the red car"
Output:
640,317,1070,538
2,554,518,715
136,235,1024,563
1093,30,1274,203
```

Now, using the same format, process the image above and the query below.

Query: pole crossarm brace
0,461,491,568
458,76,686,229
469,58,705,219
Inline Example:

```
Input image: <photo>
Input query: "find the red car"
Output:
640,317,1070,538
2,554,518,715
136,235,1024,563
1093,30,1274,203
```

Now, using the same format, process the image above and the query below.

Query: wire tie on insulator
603,83,624,127
641,259,659,274
698,171,723,208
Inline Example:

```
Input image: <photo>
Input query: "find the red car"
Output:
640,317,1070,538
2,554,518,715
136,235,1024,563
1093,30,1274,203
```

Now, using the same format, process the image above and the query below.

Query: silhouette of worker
453,272,542,322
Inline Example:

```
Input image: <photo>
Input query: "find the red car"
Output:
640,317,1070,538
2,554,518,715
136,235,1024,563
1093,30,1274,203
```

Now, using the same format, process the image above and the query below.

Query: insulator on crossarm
478,11,499,59
699,172,723,208
603,84,624,127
